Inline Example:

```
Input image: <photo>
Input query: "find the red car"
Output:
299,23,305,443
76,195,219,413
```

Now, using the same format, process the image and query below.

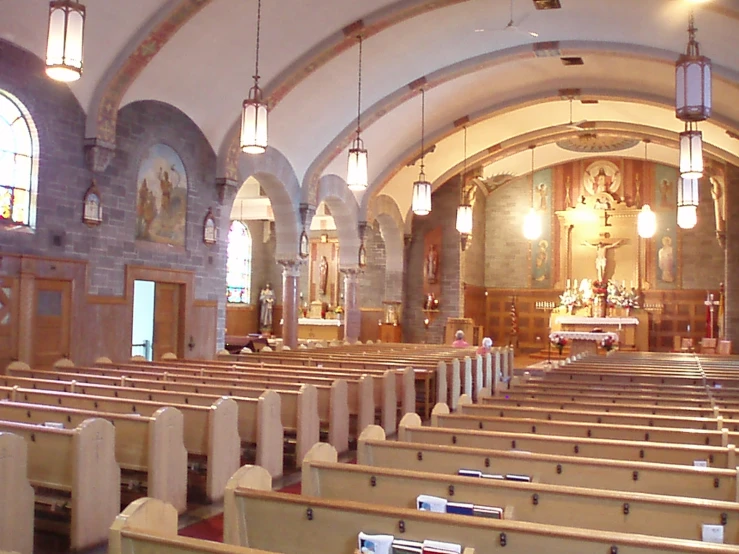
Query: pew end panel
296,384,320,465
357,425,386,466
147,406,188,514
400,367,415,418
328,379,349,454
224,465,273,547
108,497,178,554
356,374,374,436
398,412,423,442
0,432,34,554
206,398,242,503
71,417,121,550
380,370,397,435
256,390,284,479
430,403,450,427
301,442,339,497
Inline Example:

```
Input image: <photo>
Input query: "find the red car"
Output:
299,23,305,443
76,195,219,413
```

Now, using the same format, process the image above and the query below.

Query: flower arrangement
550,333,568,355
334,305,344,316
601,335,616,352
558,289,581,309
592,280,608,296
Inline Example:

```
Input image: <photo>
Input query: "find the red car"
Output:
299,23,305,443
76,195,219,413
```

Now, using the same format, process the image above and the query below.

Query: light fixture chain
420,88,425,172
254,0,262,81
357,35,363,137
462,125,468,203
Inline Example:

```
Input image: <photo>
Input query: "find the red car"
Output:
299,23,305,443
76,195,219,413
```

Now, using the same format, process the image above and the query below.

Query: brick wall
462,188,486,287
0,40,228,346
680,178,723,289
404,180,463,343
485,176,530,288
358,223,386,308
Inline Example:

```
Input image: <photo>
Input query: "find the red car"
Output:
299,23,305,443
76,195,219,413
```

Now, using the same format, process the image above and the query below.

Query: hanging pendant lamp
45,0,86,82
637,140,657,239
347,36,369,191
675,12,712,122
240,0,268,154
677,177,699,230
411,88,431,215
456,126,472,237
522,145,541,241
679,123,703,179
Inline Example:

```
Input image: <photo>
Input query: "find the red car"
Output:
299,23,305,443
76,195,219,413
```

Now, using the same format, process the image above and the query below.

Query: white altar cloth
556,317,639,326
550,331,619,343
298,318,343,327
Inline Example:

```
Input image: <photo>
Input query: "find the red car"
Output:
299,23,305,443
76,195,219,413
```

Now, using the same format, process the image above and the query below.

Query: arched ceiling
3,0,739,222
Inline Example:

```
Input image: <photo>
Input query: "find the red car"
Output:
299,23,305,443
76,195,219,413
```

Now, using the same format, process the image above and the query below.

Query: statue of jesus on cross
582,239,624,282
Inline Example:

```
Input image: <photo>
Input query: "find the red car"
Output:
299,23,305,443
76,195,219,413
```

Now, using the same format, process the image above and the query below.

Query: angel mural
136,144,188,246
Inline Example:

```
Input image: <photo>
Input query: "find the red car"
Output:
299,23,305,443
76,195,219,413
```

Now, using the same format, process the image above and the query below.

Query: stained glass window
226,221,252,303
0,91,37,228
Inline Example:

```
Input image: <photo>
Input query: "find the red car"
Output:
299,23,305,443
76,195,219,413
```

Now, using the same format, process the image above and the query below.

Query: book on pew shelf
505,474,531,482
481,473,505,480
391,539,423,554
702,524,724,544
422,539,462,554
694,460,708,468
416,495,447,513
43,422,65,429
457,469,482,478
358,532,395,554
445,502,474,516
472,505,503,519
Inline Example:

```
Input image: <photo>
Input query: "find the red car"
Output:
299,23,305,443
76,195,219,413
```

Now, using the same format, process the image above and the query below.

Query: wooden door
153,282,182,360
32,279,71,368
0,277,19,370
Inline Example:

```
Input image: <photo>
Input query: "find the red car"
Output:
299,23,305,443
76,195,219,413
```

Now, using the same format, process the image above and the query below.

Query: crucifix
705,293,720,340
582,238,624,282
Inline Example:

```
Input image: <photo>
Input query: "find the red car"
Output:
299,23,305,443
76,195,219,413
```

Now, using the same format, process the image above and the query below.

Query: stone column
342,268,361,343
279,259,302,349
724,165,739,345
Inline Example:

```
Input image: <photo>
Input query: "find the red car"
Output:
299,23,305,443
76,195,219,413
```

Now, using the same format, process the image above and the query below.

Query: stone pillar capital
84,138,116,173
278,258,303,277
215,178,239,205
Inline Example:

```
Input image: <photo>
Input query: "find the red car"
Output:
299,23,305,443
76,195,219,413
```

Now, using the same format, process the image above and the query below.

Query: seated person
452,330,469,348
476,337,493,355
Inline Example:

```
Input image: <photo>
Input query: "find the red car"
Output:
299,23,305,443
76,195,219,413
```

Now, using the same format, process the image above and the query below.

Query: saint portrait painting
136,143,188,246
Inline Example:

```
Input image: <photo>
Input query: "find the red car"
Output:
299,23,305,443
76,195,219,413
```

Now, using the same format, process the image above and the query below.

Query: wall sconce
202,207,216,245
82,180,102,226
423,317,430,329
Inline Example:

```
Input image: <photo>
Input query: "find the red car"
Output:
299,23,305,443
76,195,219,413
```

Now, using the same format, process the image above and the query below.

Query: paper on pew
358,532,394,554
694,460,708,468
416,495,447,513
43,421,65,429
422,539,462,554
702,524,724,543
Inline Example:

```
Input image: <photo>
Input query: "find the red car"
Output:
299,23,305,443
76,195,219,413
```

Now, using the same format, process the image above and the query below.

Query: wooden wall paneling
225,304,258,336
153,282,183,360
0,277,19,371
359,308,383,344
84,297,129,364
463,284,486,330
31,278,72,368
192,300,218,359
271,306,283,337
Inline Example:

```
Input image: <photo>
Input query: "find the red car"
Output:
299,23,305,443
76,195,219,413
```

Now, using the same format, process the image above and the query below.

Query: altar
550,331,620,357
550,313,648,351
298,318,344,341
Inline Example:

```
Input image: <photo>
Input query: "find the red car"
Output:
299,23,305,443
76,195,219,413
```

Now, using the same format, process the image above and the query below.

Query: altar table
298,318,344,340
550,314,648,351
550,331,620,357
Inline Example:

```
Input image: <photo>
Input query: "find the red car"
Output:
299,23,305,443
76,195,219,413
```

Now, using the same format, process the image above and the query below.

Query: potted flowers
601,335,616,352
550,334,568,356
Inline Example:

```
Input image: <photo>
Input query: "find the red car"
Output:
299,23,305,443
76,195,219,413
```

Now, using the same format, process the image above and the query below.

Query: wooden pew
9,367,348,454
109,497,278,554
0,400,187,513
432,404,728,447
0,432,34,554
459,398,722,430
404,412,735,468
301,442,739,544
0,418,119,551
2,385,244,501
356,425,739,501
223,464,738,554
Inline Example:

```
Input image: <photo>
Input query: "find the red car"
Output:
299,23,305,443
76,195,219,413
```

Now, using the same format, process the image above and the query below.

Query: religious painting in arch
530,167,553,288
652,164,679,289
135,143,188,246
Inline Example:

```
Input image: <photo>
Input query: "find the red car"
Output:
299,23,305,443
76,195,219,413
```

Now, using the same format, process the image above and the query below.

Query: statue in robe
259,284,275,332
657,236,675,283
582,239,623,282
425,244,439,284
318,256,329,296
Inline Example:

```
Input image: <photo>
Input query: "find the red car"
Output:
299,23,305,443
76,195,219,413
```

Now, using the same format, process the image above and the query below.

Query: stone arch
315,174,360,269
368,195,405,304
235,147,302,261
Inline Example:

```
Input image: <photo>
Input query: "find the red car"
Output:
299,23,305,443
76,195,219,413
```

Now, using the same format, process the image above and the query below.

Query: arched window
0,91,38,228
226,220,252,303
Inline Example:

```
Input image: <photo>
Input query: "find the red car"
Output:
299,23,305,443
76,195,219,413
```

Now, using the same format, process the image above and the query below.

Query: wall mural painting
531,168,553,288
136,143,188,246
653,164,678,289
